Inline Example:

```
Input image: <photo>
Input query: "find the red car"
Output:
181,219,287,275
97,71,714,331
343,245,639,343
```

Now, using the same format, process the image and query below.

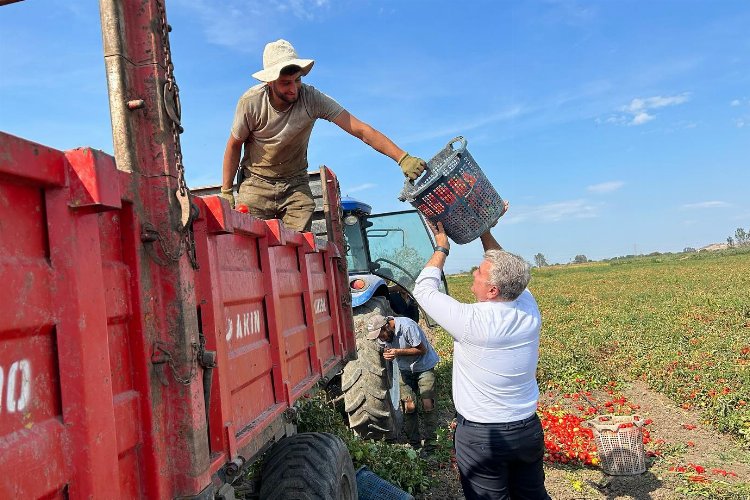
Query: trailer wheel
259,432,356,500
342,296,397,440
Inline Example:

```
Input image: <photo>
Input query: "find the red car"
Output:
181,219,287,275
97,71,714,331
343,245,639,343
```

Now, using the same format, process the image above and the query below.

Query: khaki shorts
399,368,437,403
237,174,315,232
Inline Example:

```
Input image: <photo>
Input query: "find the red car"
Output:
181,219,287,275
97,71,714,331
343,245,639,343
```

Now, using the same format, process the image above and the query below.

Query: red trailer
0,0,360,497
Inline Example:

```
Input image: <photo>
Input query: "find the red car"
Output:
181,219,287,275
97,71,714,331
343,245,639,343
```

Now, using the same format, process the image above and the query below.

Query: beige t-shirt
231,83,345,179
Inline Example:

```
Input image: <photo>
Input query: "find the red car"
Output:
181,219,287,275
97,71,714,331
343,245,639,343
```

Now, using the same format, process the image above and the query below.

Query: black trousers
454,413,551,500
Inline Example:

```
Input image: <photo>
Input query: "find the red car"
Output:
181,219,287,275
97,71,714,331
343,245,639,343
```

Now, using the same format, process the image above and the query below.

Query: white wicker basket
584,415,646,475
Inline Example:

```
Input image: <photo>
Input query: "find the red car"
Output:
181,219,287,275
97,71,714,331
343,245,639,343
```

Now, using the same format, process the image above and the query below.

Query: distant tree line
727,227,750,247
532,253,589,267
534,253,548,267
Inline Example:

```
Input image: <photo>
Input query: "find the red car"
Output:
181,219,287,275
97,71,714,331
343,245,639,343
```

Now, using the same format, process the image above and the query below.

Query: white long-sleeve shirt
413,266,541,423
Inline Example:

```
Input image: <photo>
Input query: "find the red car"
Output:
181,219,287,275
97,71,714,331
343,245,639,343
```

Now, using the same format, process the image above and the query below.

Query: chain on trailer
143,0,199,270
151,333,215,386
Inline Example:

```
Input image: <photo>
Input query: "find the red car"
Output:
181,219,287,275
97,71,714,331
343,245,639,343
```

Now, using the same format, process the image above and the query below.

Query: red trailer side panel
0,133,354,498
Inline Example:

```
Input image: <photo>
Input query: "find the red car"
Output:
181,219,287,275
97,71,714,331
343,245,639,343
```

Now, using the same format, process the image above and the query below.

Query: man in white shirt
412,216,550,499
366,314,440,452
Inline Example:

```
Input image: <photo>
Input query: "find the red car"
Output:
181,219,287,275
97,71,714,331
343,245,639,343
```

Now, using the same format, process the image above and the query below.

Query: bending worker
366,313,440,454
220,39,426,231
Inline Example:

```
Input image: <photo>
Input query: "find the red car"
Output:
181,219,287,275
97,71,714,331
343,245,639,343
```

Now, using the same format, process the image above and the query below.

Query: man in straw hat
220,39,427,231
413,208,551,499
365,313,440,454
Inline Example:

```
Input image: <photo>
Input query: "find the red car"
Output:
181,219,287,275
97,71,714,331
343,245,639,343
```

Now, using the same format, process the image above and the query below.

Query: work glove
219,188,235,209
398,153,426,181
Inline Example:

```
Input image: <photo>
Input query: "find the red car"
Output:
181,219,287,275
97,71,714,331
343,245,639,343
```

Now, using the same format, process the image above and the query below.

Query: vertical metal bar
99,0,136,173
97,1,209,496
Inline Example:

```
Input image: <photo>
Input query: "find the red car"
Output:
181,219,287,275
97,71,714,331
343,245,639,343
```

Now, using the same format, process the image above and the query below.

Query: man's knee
402,398,417,413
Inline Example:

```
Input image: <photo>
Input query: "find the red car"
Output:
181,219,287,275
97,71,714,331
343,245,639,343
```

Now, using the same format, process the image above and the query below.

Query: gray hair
484,250,531,301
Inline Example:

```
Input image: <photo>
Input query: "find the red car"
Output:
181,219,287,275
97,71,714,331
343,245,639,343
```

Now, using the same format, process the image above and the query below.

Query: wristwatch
434,246,450,256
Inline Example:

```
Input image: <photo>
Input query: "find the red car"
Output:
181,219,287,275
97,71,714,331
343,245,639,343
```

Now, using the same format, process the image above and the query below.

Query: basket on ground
583,415,647,475
398,136,505,245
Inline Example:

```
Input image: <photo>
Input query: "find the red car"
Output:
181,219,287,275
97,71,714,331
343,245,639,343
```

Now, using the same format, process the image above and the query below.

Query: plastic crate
584,415,647,475
398,136,505,244
355,466,414,500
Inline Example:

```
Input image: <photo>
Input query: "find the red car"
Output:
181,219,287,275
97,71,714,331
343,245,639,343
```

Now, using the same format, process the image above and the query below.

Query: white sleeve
413,266,471,342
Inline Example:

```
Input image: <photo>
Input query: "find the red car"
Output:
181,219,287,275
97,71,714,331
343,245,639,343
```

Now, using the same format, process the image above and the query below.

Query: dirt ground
414,380,750,499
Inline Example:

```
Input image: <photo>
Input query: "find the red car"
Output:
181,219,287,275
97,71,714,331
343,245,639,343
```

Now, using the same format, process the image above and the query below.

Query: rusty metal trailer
0,0,359,498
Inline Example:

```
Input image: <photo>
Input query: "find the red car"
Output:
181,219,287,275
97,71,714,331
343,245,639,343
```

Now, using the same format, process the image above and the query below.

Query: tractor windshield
365,210,446,295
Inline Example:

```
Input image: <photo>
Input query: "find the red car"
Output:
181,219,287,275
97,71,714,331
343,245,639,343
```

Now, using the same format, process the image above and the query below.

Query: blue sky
2,0,748,273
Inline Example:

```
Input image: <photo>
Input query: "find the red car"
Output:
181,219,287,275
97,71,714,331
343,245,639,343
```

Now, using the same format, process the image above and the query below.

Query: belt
243,168,307,183
455,412,537,428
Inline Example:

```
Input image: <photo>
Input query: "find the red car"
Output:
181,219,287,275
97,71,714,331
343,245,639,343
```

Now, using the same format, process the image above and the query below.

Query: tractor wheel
259,432,356,500
341,296,397,440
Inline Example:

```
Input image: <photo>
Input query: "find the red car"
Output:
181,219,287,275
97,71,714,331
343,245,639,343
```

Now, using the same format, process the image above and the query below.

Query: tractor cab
341,196,447,322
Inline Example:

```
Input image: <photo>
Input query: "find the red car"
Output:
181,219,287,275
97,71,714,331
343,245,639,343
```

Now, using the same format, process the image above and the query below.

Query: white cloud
587,181,624,193
623,94,691,113
343,183,376,194
504,199,599,224
681,201,730,209
402,106,524,144
596,115,626,125
730,98,748,127
276,0,330,21
175,0,330,50
630,112,654,125
602,93,691,126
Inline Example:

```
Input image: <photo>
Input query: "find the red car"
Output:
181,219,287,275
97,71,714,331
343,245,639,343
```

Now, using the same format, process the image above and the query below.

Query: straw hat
252,39,314,82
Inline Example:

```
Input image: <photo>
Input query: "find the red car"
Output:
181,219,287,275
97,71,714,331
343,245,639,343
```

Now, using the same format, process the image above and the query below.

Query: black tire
341,296,397,440
259,432,356,500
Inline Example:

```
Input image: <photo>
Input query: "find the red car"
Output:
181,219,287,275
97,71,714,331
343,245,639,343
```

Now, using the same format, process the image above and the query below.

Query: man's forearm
425,250,447,270
394,347,423,357
222,143,242,190
480,231,502,252
360,125,404,162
